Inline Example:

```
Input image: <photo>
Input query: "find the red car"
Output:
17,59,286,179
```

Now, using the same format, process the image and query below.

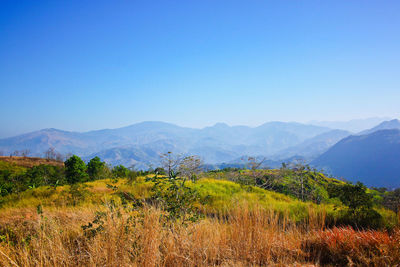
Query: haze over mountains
1,118,400,187
312,128,400,188
309,117,391,133
0,121,333,168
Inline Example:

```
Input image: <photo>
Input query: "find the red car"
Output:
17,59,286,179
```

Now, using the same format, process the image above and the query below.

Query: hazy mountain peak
312,128,400,188
211,122,230,128
359,118,400,135
309,117,392,133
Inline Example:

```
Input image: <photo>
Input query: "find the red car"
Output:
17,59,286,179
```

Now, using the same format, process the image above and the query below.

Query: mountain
0,128,98,156
309,117,391,132
359,119,400,135
273,129,351,160
0,121,331,166
312,129,400,188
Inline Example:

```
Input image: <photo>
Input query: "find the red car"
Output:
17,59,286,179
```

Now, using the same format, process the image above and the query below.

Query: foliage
112,165,129,178
0,161,64,196
147,171,202,223
24,164,65,188
0,161,27,196
328,182,383,228
64,183,92,206
64,155,88,184
382,188,400,213
87,156,106,180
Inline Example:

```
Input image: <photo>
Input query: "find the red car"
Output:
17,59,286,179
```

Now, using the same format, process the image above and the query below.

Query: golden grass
1,202,398,267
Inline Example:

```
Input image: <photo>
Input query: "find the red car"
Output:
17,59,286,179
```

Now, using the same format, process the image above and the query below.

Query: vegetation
0,154,399,266
64,155,89,184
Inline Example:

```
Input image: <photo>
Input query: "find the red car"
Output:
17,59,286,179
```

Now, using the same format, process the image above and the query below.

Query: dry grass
304,226,400,266
0,156,64,168
1,203,398,267
0,204,301,266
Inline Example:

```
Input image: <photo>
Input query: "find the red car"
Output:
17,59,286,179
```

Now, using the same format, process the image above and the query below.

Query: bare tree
55,152,64,162
160,151,183,178
12,150,20,156
64,153,73,161
240,156,276,189
288,159,310,202
20,149,30,157
44,147,57,160
0,150,3,156
178,155,203,182
246,156,266,176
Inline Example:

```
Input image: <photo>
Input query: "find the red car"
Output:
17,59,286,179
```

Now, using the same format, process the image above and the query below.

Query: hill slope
312,129,400,188
0,156,64,168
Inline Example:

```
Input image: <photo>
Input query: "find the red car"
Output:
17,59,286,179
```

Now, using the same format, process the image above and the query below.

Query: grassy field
0,174,399,266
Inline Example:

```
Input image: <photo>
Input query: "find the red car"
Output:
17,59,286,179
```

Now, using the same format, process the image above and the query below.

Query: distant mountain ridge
312,129,400,188
309,117,391,132
272,129,351,160
359,119,400,135
3,119,400,187
0,121,332,167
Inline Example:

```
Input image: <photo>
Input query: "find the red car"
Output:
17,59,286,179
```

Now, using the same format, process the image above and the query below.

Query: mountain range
1,118,400,188
0,121,335,168
312,128,400,188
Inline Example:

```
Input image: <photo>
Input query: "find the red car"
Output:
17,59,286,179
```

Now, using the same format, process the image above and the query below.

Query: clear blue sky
1,0,399,137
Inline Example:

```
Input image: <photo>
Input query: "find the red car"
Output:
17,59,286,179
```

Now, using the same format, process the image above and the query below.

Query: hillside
312,129,400,188
0,158,398,266
0,156,64,168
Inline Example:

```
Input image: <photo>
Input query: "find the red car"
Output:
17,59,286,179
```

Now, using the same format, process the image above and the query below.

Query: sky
0,0,399,137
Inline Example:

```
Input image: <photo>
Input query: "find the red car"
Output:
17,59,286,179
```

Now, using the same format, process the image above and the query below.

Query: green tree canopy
64,155,88,184
87,156,106,180
112,165,129,178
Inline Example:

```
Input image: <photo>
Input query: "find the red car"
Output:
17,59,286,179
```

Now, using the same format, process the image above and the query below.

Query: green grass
0,175,397,228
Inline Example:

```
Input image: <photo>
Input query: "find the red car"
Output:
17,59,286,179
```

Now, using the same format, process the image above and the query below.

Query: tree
147,170,201,223
246,156,266,172
25,164,65,187
160,152,183,178
87,156,106,180
382,188,400,213
112,165,129,178
55,152,64,161
288,160,311,201
241,156,276,189
64,155,88,184
154,167,166,175
20,149,30,157
328,182,382,228
44,147,57,160
178,155,203,182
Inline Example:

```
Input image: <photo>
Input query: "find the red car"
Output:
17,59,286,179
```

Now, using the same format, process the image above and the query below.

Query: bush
328,182,383,228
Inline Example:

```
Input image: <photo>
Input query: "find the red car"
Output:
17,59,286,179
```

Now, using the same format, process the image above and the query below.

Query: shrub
328,182,383,228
